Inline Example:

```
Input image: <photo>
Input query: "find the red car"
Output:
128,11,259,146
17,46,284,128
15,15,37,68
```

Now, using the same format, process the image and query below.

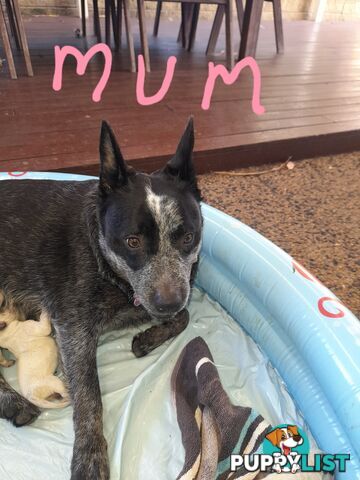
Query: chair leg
235,0,244,34
80,0,86,36
207,0,242,57
123,0,136,72
117,0,122,47
178,4,185,45
206,5,224,55
93,0,101,42
272,0,283,53
137,0,150,72
225,0,233,69
110,0,119,50
105,0,111,45
153,1,162,36
187,3,200,52
177,3,192,45
11,0,33,76
0,2,17,78
183,3,194,49
5,0,20,50
238,0,264,60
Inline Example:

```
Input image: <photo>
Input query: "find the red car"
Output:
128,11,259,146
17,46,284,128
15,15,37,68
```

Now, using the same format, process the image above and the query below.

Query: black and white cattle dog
0,118,202,479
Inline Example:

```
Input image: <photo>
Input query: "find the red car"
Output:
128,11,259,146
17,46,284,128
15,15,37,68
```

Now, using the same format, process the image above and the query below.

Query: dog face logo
266,425,304,455
232,423,350,475
265,425,306,474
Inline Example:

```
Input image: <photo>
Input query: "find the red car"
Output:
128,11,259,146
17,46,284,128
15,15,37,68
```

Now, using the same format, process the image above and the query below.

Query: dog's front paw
0,390,40,427
132,309,190,358
132,331,152,358
71,435,109,480
132,323,172,357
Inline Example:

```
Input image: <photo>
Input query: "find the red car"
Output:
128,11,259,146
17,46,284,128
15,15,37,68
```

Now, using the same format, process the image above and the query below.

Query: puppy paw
0,391,40,427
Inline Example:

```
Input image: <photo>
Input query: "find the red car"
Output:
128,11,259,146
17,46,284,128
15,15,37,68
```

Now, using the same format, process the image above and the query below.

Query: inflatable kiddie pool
0,171,359,480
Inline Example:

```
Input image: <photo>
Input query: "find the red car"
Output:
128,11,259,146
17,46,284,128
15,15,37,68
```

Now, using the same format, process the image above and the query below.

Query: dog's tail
28,376,70,410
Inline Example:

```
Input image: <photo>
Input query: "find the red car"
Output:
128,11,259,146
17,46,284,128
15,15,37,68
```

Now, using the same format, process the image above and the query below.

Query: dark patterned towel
171,337,271,480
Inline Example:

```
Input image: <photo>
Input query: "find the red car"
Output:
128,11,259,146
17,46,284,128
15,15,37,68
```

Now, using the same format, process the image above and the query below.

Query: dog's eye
183,233,194,245
126,236,141,249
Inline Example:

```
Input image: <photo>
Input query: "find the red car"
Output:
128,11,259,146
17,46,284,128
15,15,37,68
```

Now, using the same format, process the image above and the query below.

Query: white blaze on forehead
145,186,182,236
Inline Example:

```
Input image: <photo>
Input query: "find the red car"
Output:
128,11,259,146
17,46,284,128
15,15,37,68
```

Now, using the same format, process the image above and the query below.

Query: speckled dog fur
0,118,202,480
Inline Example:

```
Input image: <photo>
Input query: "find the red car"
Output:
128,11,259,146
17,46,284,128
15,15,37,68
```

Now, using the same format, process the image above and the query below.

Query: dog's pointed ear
288,425,299,436
99,121,130,193
266,429,282,446
163,117,196,184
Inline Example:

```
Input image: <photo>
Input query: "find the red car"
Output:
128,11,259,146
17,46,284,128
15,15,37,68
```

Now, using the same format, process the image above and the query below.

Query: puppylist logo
231,424,350,474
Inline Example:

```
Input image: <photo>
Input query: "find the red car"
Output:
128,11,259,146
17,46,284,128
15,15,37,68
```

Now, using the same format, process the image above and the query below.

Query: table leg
123,0,136,72
272,0,284,53
225,0,233,69
137,0,150,72
0,1,17,78
80,0,86,36
153,1,162,36
206,5,224,55
11,0,33,76
93,0,101,42
238,0,264,60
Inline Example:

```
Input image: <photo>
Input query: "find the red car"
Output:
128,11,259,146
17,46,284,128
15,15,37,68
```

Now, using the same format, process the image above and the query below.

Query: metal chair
239,0,284,59
142,0,235,71
79,0,136,72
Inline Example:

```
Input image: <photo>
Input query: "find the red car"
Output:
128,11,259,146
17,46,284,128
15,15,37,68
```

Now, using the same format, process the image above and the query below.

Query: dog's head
266,425,303,454
97,118,202,319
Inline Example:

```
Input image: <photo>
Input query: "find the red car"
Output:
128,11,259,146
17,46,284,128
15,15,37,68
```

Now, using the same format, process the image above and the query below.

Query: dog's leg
132,308,189,357
0,371,40,426
56,320,109,480
104,305,151,333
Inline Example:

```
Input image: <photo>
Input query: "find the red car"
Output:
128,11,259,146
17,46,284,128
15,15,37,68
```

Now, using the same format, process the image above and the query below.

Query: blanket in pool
0,289,327,480
172,336,270,479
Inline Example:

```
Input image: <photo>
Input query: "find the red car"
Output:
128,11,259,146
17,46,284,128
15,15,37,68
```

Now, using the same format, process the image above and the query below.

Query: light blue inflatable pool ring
0,171,359,479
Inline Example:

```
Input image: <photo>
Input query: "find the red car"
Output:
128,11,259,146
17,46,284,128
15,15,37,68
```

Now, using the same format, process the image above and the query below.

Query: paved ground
198,152,360,317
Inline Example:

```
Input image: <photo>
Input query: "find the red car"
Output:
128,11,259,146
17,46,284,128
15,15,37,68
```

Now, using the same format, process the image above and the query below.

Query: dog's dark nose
293,435,302,442
153,287,183,314
0,321,7,330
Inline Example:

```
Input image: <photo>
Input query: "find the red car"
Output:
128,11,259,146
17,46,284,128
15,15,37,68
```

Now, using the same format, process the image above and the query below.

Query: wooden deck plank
1,16,360,173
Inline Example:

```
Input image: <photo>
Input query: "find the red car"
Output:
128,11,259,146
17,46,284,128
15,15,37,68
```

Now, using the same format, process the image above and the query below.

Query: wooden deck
1,15,360,174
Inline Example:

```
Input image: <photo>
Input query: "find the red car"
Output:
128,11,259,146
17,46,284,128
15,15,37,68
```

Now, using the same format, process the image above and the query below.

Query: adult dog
0,118,202,479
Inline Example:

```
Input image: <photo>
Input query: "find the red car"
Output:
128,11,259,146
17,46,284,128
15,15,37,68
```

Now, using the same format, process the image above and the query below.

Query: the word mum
52,44,265,113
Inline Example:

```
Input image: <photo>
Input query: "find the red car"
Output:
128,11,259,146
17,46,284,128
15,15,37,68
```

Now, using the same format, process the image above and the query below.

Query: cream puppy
0,294,69,409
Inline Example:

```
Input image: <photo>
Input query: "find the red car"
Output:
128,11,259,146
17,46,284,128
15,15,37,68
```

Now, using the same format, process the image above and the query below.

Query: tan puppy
0,293,69,409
